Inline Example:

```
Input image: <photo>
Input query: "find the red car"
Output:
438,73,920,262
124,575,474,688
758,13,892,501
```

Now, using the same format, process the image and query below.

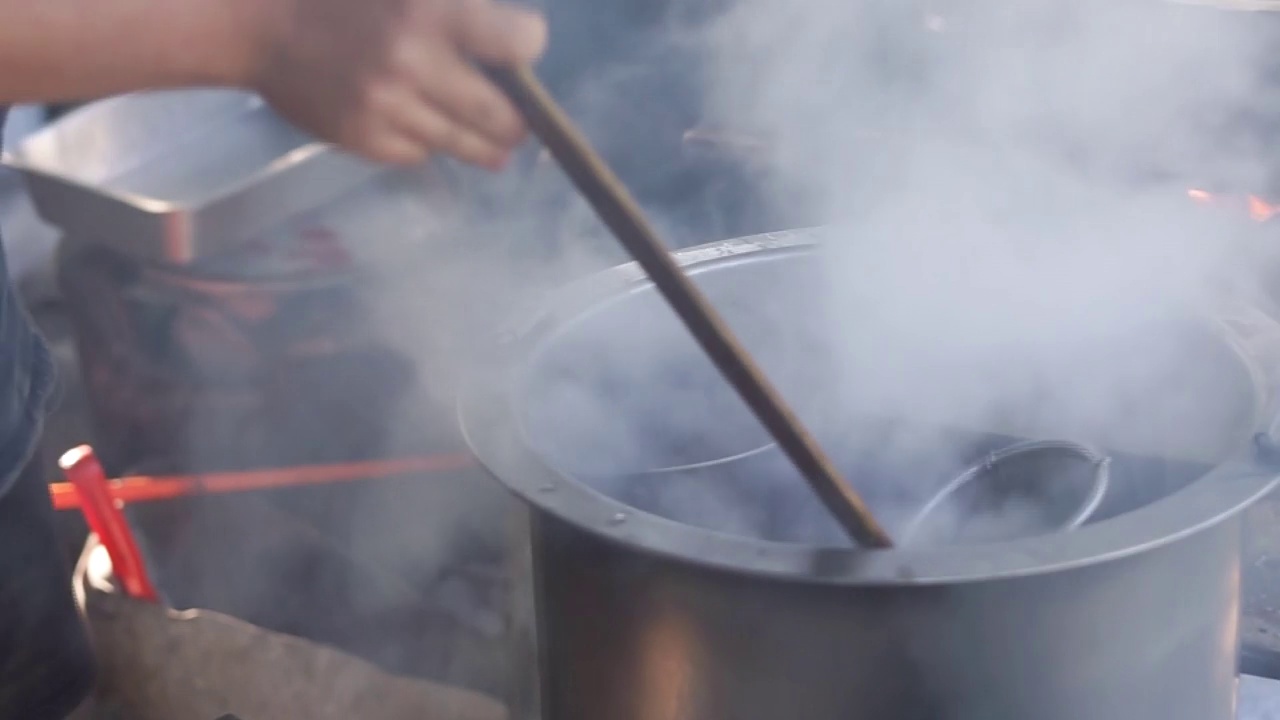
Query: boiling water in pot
522,397,1208,543
524,327,1240,545
518,242,1254,549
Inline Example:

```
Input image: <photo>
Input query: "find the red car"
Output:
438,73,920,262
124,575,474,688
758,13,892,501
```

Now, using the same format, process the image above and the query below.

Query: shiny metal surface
465,230,1277,582
460,230,1280,720
900,440,1112,545
523,508,1245,720
2,90,383,264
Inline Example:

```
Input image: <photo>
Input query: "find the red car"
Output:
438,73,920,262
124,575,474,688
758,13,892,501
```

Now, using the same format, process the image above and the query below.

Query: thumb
454,0,548,66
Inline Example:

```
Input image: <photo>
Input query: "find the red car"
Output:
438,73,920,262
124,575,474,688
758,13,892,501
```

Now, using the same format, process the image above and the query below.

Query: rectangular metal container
2,89,384,265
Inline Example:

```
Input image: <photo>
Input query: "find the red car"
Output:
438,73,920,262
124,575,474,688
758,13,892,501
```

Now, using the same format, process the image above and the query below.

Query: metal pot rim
458,229,1280,586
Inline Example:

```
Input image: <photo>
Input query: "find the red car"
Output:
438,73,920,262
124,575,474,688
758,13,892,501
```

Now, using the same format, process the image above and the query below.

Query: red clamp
59,445,159,603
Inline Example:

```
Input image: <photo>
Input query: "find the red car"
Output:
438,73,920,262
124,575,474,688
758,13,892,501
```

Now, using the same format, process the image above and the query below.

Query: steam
698,0,1273,447
293,0,1280,584
137,0,1280,689
488,0,1280,545
56,9,1280,717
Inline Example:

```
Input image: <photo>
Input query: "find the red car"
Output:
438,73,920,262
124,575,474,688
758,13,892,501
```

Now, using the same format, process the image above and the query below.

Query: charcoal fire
1188,187,1280,222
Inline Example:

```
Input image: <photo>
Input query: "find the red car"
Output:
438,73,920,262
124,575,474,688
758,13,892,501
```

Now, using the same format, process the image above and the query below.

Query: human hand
246,0,547,168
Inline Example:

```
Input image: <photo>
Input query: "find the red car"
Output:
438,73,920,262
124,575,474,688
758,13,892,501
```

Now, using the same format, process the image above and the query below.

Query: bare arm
0,0,265,103
0,0,547,169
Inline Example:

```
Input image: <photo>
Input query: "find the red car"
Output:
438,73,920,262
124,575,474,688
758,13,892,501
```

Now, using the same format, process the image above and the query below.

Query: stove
52,167,467,475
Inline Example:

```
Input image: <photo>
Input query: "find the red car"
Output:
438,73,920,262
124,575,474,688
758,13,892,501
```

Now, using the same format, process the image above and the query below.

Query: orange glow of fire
1249,195,1279,223
1186,188,1280,223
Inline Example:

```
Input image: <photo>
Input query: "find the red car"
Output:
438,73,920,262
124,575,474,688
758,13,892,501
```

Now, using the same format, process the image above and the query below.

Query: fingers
361,129,433,166
333,0,549,168
405,46,526,146
397,107,509,170
452,0,548,66
382,88,511,169
350,112,506,170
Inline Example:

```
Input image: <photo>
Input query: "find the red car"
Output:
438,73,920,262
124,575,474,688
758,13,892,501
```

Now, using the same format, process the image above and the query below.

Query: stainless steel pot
461,229,1280,720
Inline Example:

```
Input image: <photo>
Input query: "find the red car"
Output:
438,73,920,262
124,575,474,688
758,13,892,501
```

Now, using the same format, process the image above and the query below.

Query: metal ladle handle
901,440,1112,545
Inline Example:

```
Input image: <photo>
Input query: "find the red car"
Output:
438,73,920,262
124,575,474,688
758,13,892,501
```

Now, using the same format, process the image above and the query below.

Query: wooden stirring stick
486,66,893,548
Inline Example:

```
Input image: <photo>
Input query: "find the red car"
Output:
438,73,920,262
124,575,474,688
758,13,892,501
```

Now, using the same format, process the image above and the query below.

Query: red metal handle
59,445,159,603
48,454,474,511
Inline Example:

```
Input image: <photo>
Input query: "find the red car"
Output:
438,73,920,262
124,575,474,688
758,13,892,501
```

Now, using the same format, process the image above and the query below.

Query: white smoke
482,0,1280,546
693,0,1276,462
195,0,1280,624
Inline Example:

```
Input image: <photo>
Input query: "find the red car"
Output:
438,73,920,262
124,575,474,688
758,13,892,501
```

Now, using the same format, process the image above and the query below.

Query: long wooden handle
487,66,893,548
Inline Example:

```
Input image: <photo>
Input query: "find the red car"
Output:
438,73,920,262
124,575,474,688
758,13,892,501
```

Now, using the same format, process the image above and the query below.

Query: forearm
0,0,550,166
0,0,272,104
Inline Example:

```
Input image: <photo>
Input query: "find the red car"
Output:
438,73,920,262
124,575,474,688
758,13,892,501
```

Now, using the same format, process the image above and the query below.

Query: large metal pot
460,229,1280,720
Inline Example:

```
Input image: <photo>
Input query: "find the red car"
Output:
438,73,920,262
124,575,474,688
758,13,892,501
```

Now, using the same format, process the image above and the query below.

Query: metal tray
2,90,384,265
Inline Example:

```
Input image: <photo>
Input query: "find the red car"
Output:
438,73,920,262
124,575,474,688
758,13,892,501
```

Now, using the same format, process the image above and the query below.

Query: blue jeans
0,236,95,717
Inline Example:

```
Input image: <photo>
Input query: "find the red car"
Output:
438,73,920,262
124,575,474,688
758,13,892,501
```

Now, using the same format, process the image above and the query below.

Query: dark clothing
0,107,96,719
